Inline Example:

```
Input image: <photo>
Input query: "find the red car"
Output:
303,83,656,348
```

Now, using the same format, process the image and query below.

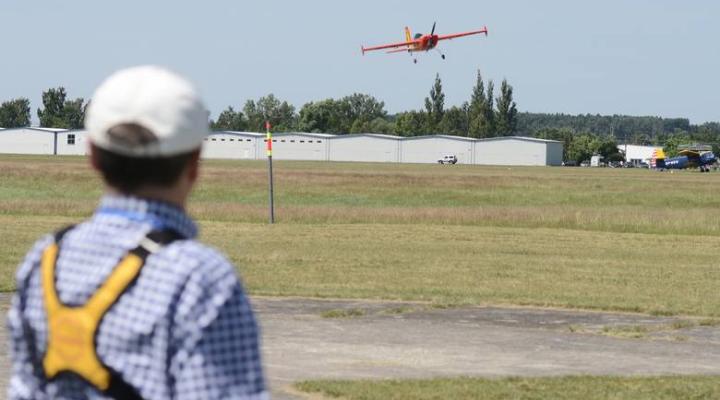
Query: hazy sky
2,0,719,124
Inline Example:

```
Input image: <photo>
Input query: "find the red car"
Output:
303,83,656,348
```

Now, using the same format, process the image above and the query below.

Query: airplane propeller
430,21,436,36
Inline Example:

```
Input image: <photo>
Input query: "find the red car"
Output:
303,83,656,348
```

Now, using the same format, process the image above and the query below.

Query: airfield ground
1,155,719,398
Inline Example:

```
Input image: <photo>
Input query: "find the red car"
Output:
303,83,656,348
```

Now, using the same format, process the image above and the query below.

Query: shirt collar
95,194,198,239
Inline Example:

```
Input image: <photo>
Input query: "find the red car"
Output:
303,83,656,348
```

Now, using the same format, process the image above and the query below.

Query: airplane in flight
651,145,717,172
361,22,488,64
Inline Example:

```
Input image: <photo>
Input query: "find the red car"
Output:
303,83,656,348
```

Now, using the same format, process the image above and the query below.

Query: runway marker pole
266,120,275,224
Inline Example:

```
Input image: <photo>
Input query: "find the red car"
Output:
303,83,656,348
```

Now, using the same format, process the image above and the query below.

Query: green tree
298,99,348,133
566,134,598,164
211,106,247,131
495,79,517,136
663,132,692,157
62,98,86,130
394,111,426,136
37,87,67,128
484,80,496,137
596,136,622,160
424,74,445,132
0,98,31,127
349,117,395,134
535,128,574,161
344,93,387,130
243,94,296,132
367,117,395,134
37,87,86,129
467,70,494,138
439,105,469,136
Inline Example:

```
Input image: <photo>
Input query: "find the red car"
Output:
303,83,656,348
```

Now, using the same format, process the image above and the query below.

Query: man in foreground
8,66,267,399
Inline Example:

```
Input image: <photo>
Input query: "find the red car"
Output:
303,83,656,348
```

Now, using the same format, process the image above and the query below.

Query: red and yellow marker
265,120,275,223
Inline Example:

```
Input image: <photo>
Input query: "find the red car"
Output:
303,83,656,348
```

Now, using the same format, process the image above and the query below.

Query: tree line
209,71,518,138
3,72,719,163
0,88,87,129
0,71,518,139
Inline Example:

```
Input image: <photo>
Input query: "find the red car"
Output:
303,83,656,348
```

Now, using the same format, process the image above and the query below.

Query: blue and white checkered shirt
7,195,267,399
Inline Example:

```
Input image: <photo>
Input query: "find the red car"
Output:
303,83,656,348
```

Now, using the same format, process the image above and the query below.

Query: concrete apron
1,294,719,399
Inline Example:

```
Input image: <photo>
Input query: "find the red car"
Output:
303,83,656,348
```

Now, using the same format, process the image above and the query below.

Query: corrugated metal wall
56,131,88,155
475,138,548,166
202,133,259,159
259,134,328,161
0,129,56,155
329,135,399,163
400,137,474,164
0,129,563,166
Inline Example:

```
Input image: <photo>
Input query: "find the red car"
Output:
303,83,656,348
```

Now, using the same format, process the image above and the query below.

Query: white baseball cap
86,65,209,157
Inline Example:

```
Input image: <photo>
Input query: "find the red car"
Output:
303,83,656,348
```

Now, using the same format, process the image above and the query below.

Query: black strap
106,371,144,400
53,224,76,243
130,229,183,260
49,225,182,400
103,229,182,400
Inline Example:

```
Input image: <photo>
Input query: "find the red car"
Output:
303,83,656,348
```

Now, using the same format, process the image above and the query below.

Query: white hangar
1,128,563,166
401,135,475,164
329,134,400,163
201,131,262,159
475,137,563,166
0,128,88,156
264,133,331,161
617,144,659,165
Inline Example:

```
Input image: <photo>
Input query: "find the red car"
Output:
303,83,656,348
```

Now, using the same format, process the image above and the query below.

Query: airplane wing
678,149,700,157
386,47,411,54
437,26,488,41
362,39,420,55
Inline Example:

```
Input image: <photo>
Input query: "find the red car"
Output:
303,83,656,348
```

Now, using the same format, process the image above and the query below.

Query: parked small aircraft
651,146,717,172
361,22,488,63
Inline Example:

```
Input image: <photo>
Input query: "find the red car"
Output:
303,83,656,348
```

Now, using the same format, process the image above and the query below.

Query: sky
2,0,719,124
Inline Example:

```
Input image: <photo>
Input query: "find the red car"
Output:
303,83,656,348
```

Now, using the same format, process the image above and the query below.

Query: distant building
475,137,563,166
617,144,660,165
0,127,87,155
2,128,563,167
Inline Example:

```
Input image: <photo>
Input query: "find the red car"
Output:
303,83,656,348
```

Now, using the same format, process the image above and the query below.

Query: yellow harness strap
41,243,144,390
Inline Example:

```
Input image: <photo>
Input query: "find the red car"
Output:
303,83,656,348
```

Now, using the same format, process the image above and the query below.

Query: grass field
296,376,720,400
1,155,720,316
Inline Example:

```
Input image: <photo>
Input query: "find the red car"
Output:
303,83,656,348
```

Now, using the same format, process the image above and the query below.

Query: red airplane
361,22,488,63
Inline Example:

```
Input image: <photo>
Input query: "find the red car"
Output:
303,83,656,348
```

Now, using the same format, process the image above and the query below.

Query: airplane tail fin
405,26,412,43
651,148,666,169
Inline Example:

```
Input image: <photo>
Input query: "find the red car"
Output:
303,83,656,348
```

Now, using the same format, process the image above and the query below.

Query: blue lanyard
96,207,167,231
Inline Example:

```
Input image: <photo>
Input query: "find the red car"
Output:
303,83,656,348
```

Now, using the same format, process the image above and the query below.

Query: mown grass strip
296,375,720,400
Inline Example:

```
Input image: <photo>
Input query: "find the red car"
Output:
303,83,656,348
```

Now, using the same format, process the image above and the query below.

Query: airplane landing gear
413,58,417,64
441,54,446,60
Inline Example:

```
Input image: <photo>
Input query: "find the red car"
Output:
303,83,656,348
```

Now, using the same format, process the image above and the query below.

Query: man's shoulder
157,239,240,284
15,234,53,291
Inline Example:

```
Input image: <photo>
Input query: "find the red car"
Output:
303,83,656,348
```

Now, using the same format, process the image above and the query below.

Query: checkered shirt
7,195,267,400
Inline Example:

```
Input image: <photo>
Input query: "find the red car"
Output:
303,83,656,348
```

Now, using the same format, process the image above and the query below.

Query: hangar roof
403,135,476,142
331,133,402,140
0,127,69,133
270,132,335,139
211,131,264,137
476,136,562,144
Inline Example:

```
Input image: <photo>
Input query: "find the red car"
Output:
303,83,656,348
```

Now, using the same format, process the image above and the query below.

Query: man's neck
105,186,187,210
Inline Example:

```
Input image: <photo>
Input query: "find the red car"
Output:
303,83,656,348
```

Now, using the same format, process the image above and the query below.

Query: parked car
438,154,458,165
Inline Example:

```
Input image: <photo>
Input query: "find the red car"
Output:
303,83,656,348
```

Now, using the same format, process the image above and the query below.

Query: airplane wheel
413,59,417,64
441,55,446,60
